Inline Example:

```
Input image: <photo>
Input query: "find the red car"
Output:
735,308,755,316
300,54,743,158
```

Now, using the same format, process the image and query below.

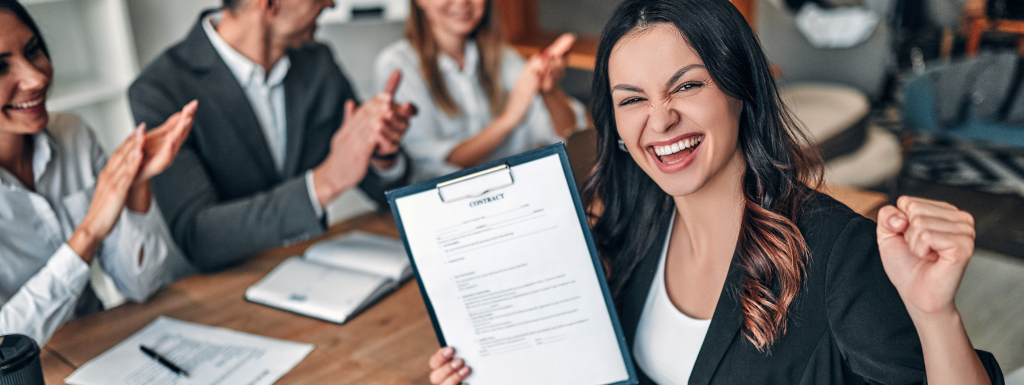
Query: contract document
387,145,636,385
64,316,313,385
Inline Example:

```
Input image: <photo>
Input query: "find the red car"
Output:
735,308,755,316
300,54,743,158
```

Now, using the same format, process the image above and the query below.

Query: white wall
315,21,406,100
125,0,219,68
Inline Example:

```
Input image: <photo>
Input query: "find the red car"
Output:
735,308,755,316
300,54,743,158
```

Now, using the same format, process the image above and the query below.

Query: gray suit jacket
129,12,409,272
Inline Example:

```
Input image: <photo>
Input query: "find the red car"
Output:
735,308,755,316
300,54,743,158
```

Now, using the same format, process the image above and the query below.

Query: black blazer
616,191,1004,384
128,11,410,272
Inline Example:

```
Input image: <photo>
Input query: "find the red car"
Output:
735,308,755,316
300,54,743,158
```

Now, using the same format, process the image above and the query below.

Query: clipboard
386,144,638,385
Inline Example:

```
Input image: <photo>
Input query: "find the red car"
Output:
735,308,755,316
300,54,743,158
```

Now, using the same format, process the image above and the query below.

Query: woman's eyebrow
665,64,706,88
0,53,10,59
612,84,644,93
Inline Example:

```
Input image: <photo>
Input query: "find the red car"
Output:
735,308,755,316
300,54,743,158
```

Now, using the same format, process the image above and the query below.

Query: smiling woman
424,0,1006,384
0,0,196,346
0,5,51,139
583,0,1002,384
593,5,815,353
374,0,588,181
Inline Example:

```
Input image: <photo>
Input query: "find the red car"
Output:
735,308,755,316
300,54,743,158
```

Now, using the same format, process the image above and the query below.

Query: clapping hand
312,70,417,207
502,33,577,128
69,101,198,262
69,125,146,262
337,69,416,168
136,100,197,184
447,33,579,168
876,196,976,318
370,69,418,159
537,33,575,94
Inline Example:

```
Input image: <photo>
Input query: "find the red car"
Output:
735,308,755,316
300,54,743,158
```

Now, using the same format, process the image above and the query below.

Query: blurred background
17,0,1024,377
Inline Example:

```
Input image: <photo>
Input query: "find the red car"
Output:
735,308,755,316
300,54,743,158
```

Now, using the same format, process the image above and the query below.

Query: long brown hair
405,0,507,117
583,0,823,352
0,0,50,59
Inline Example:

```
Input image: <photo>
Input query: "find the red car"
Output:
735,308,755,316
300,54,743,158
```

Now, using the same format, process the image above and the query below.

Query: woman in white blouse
374,0,586,181
0,1,196,345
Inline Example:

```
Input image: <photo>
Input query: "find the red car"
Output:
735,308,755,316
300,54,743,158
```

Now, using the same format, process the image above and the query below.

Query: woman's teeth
654,136,703,156
7,98,43,109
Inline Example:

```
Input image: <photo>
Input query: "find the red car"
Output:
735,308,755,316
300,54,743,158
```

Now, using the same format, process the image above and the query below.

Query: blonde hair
405,0,507,117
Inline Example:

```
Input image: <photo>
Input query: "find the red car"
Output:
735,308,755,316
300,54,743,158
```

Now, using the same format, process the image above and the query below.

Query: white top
0,113,193,345
633,215,712,384
374,39,587,181
202,13,406,217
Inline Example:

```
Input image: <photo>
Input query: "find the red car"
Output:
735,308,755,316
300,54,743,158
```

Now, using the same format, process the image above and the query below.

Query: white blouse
374,39,587,181
0,113,192,345
633,215,712,384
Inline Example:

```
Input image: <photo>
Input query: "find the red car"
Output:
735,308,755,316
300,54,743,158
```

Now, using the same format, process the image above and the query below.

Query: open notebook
245,231,413,323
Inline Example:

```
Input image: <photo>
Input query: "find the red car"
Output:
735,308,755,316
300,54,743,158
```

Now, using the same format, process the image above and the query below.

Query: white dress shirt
0,113,192,345
633,214,712,384
374,39,587,182
203,13,290,172
203,13,406,217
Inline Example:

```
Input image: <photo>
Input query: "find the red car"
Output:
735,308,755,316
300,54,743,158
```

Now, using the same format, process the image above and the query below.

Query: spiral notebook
245,231,412,323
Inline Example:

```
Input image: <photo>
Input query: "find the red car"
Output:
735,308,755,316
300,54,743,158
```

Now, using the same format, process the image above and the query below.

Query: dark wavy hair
582,0,822,351
0,0,50,59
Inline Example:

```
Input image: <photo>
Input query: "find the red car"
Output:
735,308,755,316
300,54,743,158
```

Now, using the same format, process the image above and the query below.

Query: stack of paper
65,316,313,385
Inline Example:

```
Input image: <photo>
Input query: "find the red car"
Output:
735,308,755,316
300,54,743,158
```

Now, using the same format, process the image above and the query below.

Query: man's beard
287,24,318,48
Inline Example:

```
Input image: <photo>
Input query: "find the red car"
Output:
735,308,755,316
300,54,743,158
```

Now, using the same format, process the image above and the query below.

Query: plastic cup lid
0,335,40,374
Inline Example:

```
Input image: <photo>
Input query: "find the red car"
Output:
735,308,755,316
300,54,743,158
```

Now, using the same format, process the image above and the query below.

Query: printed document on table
393,153,631,385
65,316,313,385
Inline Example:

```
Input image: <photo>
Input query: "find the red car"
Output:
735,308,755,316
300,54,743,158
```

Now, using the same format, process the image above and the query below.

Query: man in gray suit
129,0,416,272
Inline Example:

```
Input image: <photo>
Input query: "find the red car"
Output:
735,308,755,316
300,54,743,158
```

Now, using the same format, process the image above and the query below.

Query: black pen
139,345,190,378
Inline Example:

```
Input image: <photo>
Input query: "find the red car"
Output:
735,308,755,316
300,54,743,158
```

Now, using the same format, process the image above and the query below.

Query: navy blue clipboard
386,144,638,385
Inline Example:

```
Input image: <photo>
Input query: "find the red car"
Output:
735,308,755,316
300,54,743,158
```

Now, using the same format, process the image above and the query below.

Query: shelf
18,0,70,6
47,79,122,112
318,0,408,25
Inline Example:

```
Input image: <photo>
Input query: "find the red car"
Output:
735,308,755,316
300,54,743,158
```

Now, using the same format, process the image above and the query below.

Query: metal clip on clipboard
436,164,514,203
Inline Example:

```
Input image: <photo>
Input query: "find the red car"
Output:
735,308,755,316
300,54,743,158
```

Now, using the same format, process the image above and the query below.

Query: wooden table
42,213,438,385
40,348,76,385
41,187,887,384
